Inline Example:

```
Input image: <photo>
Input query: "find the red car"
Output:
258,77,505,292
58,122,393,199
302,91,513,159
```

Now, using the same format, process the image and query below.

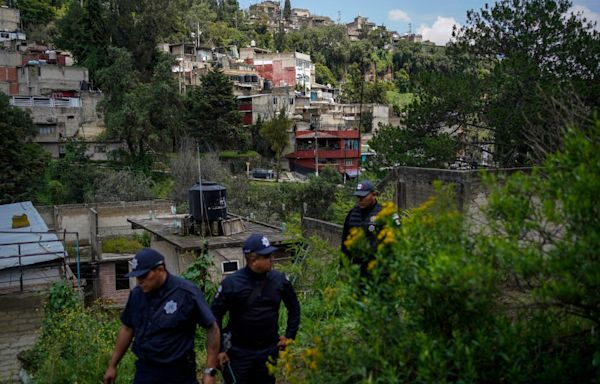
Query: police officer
341,180,382,278
211,233,300,384
104,248,220,384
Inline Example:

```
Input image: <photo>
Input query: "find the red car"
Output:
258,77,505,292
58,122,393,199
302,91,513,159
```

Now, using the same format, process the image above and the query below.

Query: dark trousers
222,345,278,384
134,358,198,384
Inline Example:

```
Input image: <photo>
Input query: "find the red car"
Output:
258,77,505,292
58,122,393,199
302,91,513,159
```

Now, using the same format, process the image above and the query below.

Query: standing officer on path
104,248,220,384
211,233,301,384
341,180,382,278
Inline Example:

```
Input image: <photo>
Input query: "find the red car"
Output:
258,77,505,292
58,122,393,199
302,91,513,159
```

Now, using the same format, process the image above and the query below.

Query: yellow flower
367,259,377,271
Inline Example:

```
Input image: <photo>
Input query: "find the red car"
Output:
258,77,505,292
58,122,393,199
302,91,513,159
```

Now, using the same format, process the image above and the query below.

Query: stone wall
0,291,46,383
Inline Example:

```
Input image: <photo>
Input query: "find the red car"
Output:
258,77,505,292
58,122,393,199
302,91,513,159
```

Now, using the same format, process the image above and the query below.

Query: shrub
272,120,600,383
23,281,136,383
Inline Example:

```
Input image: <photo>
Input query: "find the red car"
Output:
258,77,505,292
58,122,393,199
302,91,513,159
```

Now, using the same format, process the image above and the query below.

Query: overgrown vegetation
21,281,136,383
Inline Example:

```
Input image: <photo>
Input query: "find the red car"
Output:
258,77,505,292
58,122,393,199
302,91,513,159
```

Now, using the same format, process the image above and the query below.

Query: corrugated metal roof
0,201,65,270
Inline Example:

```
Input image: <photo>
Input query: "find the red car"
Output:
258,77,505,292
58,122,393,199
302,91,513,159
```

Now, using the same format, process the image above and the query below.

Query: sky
238,0,600,45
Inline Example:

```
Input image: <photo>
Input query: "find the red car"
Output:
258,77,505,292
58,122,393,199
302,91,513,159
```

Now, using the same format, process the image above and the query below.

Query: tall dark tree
283,0,291,21
185,68,243,151
55,0,110,85
97,48,182,169
0,94,50,204
391,0,600,168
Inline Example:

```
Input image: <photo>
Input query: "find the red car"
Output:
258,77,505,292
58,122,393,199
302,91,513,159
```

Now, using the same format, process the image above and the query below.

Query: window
345,159,353,166
0,33,9,39
221,260,239,274
94,145,106,153
273,98,278,105
289,98,294,105
39,126,55,135
115,261,130,290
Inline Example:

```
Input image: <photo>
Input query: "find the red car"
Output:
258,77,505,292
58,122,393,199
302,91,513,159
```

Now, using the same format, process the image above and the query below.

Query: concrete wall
301,217,343,249
18,65,88,96
41,200,173,245
0,7,20,32
0,264,62,292
0,291,46,383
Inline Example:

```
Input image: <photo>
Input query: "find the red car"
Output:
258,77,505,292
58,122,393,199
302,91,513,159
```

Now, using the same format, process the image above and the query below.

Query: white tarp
0,201,65,270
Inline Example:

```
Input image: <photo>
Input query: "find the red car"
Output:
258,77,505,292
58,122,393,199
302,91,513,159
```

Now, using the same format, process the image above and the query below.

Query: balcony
10,96,81,108
290,149,359,159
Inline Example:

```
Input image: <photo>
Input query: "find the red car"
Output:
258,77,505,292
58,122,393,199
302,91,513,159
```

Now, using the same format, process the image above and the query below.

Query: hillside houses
0,8,117,161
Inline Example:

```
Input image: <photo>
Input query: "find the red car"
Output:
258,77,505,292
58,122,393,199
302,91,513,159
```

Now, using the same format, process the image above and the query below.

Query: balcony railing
10,96,81,108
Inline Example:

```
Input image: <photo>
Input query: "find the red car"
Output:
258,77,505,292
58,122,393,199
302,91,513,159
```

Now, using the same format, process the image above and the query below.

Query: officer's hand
217,352,230,369
103,366,116,384
202,373,216,384
277,335,289,350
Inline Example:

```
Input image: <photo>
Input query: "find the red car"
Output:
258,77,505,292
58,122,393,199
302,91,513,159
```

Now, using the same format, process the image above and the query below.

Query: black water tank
188,182,227,222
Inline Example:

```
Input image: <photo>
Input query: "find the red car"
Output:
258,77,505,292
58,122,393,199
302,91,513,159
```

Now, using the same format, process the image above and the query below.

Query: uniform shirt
341,201,382,260
121,273,215,364
211,266,300,350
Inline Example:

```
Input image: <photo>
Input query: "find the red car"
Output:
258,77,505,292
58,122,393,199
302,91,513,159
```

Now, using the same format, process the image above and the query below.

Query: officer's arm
209,283,229,330
281,278,301,340
341,213,351,256
104,324,133,384
204,321,220,380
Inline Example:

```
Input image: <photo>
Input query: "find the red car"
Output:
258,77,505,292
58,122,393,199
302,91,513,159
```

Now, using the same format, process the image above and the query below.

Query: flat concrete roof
128,215,286,252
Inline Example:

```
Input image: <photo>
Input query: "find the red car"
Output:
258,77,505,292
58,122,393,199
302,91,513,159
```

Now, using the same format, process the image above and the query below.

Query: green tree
185,68,243,151
315,63,337,87
368,123,459,172
259,109,292,181
283,0,291,21
45,139,97,204
0,93,50,204
97,48,181,170
54,0,110,85
402,0,600,167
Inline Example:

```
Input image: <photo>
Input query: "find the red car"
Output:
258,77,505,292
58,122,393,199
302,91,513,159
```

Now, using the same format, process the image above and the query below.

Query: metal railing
9,96,81,108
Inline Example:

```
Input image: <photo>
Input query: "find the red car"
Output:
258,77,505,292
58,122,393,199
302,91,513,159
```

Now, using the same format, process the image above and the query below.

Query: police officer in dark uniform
104,248,220,384
210,233,300,384
341,180,382,278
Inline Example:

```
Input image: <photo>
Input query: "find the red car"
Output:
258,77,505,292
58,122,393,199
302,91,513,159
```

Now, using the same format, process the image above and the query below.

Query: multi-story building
240,47,315,92
286,102,389,177
1,40,116,160
346,16,377,41
0,6,26,49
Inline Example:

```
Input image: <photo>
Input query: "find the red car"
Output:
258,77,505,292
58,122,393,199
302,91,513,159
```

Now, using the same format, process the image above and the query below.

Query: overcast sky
239,0,600,45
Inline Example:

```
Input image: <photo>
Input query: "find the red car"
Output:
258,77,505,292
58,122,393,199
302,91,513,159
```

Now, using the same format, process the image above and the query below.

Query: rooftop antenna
196,143,207,235
337,10,341,24
408,22,412,35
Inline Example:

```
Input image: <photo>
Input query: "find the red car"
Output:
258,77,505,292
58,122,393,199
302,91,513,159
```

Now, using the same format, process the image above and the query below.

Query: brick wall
0,292,46,383
98,262,129,306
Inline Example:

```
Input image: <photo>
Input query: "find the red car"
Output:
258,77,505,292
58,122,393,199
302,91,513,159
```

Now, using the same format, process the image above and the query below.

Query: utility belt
226,331,277,351
137,352,196,368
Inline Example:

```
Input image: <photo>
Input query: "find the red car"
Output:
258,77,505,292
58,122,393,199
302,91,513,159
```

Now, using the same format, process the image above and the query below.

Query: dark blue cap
125,248,165,277
243,234,278,255
353,180,376,197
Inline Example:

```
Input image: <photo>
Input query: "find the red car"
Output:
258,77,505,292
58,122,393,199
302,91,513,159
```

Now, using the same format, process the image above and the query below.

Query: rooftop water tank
188,181,227,223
